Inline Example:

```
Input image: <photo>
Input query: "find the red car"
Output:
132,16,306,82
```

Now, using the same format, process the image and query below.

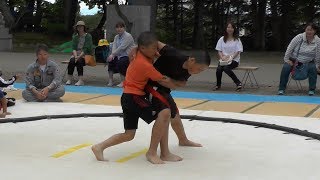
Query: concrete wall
0,12,12,51
105,5,150,42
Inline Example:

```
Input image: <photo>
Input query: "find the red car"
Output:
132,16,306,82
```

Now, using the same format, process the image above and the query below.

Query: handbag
290,39,308,80
219,56,233,66
85,55,96,66
292,63,308,80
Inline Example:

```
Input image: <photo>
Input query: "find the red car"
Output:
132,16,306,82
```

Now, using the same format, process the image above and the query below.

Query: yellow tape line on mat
51,143,92,158
116,148,148,163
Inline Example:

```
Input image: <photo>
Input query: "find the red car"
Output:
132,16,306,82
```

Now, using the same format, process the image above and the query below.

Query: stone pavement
1,51,319,96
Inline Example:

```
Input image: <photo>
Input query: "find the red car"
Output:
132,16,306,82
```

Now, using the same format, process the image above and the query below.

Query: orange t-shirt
124,51,164,95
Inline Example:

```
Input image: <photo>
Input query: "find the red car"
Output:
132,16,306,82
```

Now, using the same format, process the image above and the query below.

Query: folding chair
287,73,304,91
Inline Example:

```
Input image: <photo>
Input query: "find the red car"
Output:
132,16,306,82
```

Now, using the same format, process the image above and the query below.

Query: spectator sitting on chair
107,21,135,87
66,20,93,86
214,22,243,91
278,22,320,96
22,44,65,102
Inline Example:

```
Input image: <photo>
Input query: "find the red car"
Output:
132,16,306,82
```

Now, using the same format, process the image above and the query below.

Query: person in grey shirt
278,23,320,96
22,44,65,102
107,22,135,87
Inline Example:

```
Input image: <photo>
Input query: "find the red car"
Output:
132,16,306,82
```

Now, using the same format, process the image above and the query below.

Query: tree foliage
0,0,319,50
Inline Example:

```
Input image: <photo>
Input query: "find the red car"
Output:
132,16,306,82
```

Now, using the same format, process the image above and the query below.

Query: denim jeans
278,62,317,91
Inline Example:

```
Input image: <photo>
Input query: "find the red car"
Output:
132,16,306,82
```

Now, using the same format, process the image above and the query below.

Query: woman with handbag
66,21,94,86
214,22,243,91
278,23,320,96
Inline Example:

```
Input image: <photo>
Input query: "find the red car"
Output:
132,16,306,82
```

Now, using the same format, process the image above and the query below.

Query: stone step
0,38,12,51
0,27,12,38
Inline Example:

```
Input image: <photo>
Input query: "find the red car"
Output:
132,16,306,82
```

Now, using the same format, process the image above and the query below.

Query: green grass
13,32,70,52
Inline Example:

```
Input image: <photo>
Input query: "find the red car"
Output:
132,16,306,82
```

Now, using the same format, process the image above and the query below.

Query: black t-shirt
149,45,191,92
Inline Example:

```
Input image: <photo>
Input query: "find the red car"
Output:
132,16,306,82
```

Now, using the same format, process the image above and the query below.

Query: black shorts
151,89,178,119
121,93,157,130
108,56,129,76
108,57,119,73
117,56,129,76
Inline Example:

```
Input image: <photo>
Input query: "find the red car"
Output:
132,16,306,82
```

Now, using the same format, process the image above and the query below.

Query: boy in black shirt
147,41,210,151
129,41,210,160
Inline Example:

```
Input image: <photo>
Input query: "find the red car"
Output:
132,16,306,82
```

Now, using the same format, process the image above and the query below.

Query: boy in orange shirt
92,32,181,164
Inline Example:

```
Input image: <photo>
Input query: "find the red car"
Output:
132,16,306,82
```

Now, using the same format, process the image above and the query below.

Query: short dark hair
36,44,49,54
137,31,158,47
189,50,211,66
115,21,125,28
305,22,319,33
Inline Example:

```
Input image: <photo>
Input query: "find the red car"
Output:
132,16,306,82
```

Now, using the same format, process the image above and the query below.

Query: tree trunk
251,0,266,50
279,0,291,50
96,1,107,30
192,0,205,49
0,0,15,28
180,0,184,45
113,0,133,32
304,0,316,22
91,0,107,45
173,0,180,45
23,0,36,31
220,0,225,28
236,0,240,28
34,0,43,31
270,0,281,50
64,0,78,35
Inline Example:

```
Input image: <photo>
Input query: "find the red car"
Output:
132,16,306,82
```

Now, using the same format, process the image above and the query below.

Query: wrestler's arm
157,76,180,90
157,41,166,51
173,80,187,87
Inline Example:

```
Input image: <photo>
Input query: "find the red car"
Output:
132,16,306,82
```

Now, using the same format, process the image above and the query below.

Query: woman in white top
215,22,243,91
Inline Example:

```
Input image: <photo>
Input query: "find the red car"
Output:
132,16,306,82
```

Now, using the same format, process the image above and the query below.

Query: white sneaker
66,80,72,85
8,85,17,91
116,82,123,88
107,82,113,87
75,79,84,86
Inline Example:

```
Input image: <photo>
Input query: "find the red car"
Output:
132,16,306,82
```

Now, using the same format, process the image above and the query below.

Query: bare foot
160,153,183,162
91,145,107,161
0,113,6,118
179,140,202,147
146,152,165,164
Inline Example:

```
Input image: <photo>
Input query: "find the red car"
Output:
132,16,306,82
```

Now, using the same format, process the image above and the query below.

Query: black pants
216,60,241,86
107,56,129,76
68,57,86,76
117,56,130,76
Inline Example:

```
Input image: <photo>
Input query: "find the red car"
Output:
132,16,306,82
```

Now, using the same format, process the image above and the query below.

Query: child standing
92,32,181,164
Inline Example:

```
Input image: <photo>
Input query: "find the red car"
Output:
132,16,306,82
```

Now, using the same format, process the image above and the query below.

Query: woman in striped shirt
278,23,320,96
